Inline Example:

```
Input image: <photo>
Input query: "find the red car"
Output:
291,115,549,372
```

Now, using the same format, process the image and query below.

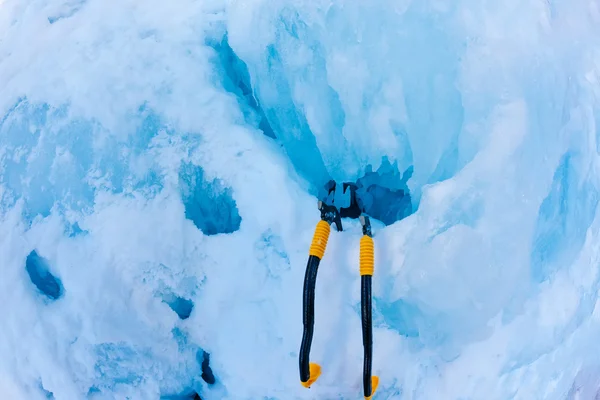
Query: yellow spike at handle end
359,235,374,276
309,220,331,259
364,376,379,400
300,362,321,388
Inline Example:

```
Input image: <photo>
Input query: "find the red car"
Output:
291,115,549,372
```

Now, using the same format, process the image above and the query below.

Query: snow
2,0,600,399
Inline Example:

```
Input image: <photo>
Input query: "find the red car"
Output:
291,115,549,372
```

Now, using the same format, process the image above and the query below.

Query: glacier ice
2,0,600,399
178,162,242,236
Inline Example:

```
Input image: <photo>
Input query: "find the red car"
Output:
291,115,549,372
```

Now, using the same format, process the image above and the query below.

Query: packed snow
2,0,600,399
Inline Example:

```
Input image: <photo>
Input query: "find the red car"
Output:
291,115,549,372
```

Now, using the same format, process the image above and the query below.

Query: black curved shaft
300,255,320,383
361,275,373,397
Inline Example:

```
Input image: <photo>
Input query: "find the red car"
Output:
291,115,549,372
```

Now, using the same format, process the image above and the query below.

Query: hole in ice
163,293,194,320
325,157,414,226
355,159,413,226
199,351,216,385
208,30,414,227
178,162,242,235
25,250,64,300
207,35,276,139
160,391,202,400
209,25,416,227
209,36,414,225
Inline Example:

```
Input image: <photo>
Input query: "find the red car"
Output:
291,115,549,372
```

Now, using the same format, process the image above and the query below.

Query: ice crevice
1,0,600,400
207,28,416,226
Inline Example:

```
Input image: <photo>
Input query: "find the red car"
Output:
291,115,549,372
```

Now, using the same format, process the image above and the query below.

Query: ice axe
299,181,379,399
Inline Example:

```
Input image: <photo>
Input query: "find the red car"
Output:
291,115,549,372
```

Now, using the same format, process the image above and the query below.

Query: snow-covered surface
2,0,600,399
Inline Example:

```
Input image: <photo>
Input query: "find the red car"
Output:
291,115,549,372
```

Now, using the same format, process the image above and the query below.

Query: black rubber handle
299,255,320,383
361,275,373,397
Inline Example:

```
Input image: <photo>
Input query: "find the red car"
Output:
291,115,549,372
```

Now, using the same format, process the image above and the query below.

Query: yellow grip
309,220,331,259
359,235,374,276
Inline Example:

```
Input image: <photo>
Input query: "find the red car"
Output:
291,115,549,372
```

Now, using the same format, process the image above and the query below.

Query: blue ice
2,0,600,399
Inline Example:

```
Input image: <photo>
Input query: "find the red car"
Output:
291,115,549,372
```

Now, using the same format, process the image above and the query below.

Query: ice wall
225,1,600,397
227,0,466,200
2,0,600,399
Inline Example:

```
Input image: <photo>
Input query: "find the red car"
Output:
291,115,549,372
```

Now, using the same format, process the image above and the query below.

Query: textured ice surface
2,0,600,399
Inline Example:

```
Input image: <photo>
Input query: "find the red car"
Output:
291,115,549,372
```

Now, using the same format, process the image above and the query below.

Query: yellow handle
359,235,374,276
309,220,331,259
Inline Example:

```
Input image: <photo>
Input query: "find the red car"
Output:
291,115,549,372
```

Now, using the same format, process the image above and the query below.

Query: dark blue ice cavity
199,351,215,385
178,162,241,235
531,152,599,282
208,35,276,139
318,158,413,226
359,184,412,226
25,250,63,300
160,392,202,400
164,295,194,320
354,158,413,225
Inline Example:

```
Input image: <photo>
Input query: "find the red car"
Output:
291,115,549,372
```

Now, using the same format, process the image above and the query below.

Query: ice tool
299,181,379,399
